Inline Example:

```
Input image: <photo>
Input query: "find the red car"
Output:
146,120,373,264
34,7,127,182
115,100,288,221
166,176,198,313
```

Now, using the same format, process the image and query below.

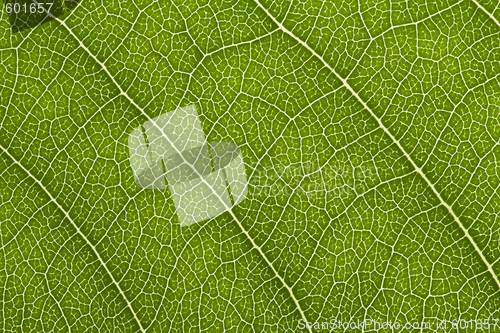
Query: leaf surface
1,0,500,331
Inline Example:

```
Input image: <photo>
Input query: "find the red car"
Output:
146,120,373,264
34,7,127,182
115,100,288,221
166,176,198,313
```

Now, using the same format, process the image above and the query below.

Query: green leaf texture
1,0,500,331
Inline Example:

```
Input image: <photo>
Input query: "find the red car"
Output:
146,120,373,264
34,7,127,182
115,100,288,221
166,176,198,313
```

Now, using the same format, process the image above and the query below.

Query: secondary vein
0,145,147,333
43,8,312,332
250,0,500,291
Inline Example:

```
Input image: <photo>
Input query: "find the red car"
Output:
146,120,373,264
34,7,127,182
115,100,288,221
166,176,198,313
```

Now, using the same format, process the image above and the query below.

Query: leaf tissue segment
2,0,500,330
128,105,248,226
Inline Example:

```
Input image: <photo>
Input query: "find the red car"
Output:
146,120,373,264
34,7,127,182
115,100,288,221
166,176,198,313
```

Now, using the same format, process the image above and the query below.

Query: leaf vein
43,11,312,332
250,0,500,291
0,146,147,333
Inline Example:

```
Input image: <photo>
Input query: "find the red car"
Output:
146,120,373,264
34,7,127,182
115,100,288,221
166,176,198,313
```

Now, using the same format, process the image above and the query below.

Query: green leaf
1,0,500,331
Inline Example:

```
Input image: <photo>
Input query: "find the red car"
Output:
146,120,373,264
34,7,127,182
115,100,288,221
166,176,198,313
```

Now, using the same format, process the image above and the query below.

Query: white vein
250,0,500,292
0,145,147,333
1,3,314,331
